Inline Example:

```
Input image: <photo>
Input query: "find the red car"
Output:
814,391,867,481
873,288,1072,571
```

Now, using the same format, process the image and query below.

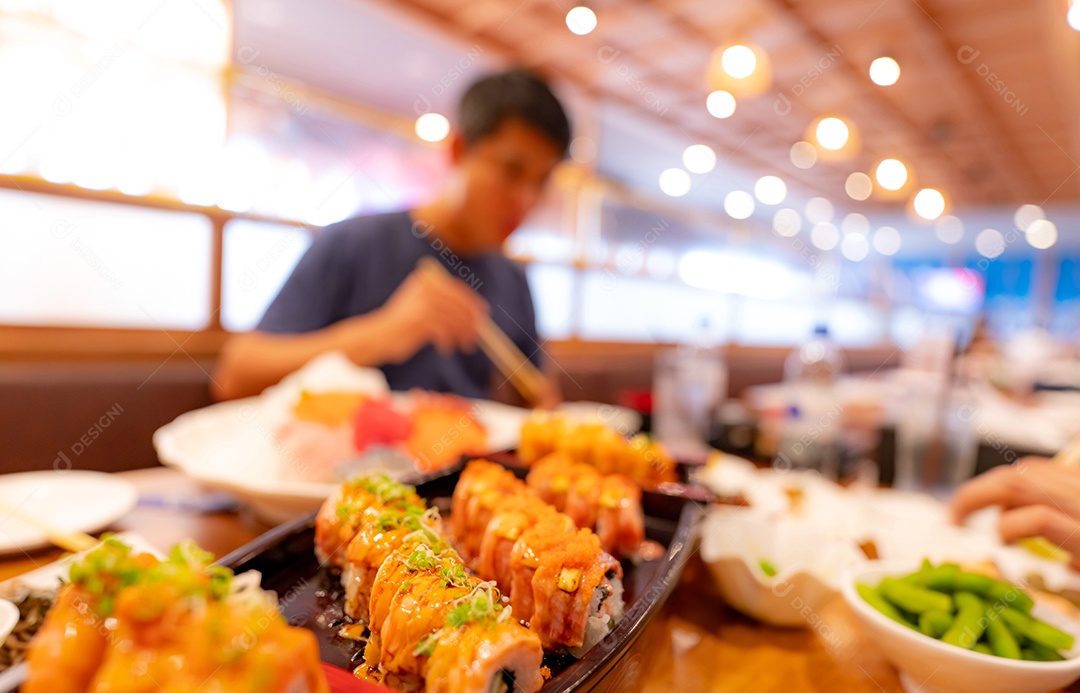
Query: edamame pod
858,583,916,629
941,592,986,649
918,609,953,639
910,565,1034,613
1025,642,1066,662
881,578,953,614
985,609,1021,659
1000,607,1075,651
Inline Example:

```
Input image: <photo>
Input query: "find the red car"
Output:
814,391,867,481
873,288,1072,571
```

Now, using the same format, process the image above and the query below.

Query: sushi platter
219,457,703,692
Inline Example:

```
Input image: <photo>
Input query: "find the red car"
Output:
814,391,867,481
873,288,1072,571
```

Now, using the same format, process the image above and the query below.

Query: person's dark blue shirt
257,210,541,398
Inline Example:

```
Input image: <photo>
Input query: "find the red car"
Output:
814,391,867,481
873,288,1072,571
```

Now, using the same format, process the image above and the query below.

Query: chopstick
0,498,98,553
1052,434,1080,470
418,257,547,404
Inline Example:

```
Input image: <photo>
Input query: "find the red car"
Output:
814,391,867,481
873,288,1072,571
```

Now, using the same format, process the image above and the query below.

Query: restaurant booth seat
0,359,213,475
0,342,908,477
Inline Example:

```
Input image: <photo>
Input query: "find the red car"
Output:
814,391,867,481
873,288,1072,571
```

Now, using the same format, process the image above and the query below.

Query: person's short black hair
458,69,571,156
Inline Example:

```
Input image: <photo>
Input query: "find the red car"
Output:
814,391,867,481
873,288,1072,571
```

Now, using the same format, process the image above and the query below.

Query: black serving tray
219,459,706,692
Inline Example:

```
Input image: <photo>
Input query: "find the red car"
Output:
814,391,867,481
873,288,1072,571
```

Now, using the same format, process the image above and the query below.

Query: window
0,1,229,195
0,190,212,328
221,220,312,331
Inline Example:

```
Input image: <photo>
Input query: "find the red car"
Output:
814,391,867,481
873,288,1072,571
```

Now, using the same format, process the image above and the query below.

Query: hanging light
816,118,849,150
566,6,597,35
873,226,902,256
913,188,946,220
845,172,872,201
706,42,772,97
415,113,450,142
724,190,755,219
721,45,757,78
1026,219,1058,249
869,57,900,86
790,141,816,169
754,176,787,205
773,208,802,237
706,90,737,119
659,168,691,197
683,144,717,173
806,116,858,160
875,159,908,191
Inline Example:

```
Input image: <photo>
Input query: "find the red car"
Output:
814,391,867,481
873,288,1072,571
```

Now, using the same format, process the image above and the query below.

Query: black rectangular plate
219,460,705,692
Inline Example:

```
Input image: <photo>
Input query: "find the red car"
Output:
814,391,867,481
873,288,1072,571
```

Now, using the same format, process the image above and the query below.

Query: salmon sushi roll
423,618,544,693
518,414,567,466
477,495,555,595
450,460,523,567
528,529,624,654
594,474,645,557
342,505,445,620
314,475,424,568
367,545,476,677
507,514,577,624
525,452,575,512
563,463,604,530
591,426,626,475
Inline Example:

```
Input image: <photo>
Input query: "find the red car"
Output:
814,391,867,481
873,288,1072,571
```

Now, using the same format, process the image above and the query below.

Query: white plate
155,396,641,523
155,352,642,523
0,471,137,555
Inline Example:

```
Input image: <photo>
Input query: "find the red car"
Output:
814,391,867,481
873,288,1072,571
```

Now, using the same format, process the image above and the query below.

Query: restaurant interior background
3,0,1080,478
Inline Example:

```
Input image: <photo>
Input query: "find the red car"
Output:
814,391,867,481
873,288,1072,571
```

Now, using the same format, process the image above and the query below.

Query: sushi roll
561,422,607,466
524,452,575,512
623,434,678,487
518,414,568,466
527,529,624,654
594,474,645,558
507,514,577,625
314,475,424,568
366,544,476,678
341,504,445,620
422,615,544,693
366,543,544,693
24,539,329,693
590,426,626,474
450,460,523,568
563,463,604,531
477,495,556,596
527,455,647,559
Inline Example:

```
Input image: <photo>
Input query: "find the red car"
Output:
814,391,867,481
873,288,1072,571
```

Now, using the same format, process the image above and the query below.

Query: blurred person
951,457,1080,571
213,69,569,406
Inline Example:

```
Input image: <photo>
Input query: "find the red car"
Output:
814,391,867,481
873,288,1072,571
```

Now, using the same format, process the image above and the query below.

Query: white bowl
704,555,838,627
700,506,864,627
842,561,1080,693
155,393,638,524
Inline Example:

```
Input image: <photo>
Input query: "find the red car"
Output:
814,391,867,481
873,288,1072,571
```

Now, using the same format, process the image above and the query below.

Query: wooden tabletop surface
4,467,1077,693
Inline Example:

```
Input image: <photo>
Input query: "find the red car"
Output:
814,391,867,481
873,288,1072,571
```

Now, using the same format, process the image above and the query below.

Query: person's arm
213,265,487,401
213,309,392,401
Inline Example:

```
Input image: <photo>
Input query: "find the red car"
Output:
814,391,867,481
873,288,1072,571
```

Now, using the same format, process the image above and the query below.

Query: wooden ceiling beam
893,0,1047,201
364,0,850,202
762,0,1038,205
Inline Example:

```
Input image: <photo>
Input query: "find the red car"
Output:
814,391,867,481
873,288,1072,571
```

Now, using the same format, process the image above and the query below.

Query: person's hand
354,264,487,364
532,375,562,410
951,457,1080,570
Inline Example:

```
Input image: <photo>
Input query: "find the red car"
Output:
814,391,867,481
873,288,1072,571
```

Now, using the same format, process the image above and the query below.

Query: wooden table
3,468,1076,693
